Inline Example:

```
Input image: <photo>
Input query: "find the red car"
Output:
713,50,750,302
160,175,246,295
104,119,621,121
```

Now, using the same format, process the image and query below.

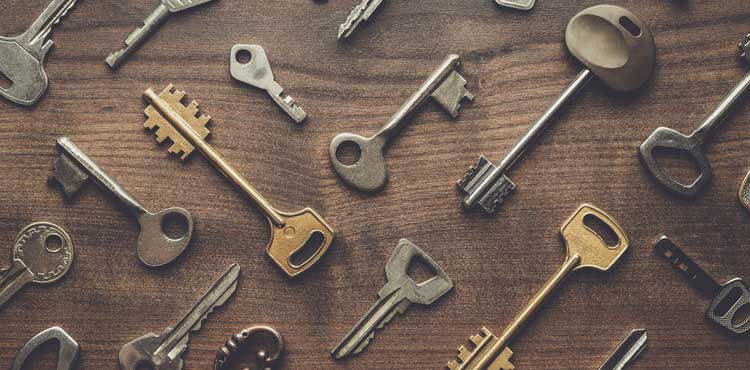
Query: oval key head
230,44,274,90
560,204,630,272
267,208,334,278
639,127,711,197
385,239,453,305
136,208,194,267
10,327,79,370
14,222,74,283
329,133,388,192
566,4,655,92
709,278,750,335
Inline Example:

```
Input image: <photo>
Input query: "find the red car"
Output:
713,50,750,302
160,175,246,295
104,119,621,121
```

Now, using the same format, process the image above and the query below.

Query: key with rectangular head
495,0,535,11
459,5,655,214
0,223,74,310
9,327,79,370
143,85,334,277
338,0,385,40
0,0,78,105
48,137,194,267
330,54,474,192
654,236,750,335
447,204,630,370
106,0,217,70
119,264,240,370
332,239,453,360
230,44,307,124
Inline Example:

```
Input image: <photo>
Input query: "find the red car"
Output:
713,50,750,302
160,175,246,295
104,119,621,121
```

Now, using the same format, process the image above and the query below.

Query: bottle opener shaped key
143,85,334,277
9,327,79,370
49,137,194,267
214,325,285,370
330,54,474,192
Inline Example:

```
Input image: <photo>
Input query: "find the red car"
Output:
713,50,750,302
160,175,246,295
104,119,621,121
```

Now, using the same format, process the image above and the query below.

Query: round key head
560,204,630,272
136,208,194,267
565,4,655,92
266,208,335,278
13,222,73,284
329,133,388,192
230,44,274,90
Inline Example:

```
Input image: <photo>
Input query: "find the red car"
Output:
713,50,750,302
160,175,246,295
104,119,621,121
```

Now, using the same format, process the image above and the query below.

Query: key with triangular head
9,327,79,370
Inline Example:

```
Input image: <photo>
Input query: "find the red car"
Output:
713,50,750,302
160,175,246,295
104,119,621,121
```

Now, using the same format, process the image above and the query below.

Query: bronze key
447,204,630,370
143,85,334,277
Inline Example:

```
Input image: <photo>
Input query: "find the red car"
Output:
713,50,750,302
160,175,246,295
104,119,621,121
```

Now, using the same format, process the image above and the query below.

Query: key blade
561,204,629,271
48,153,89,199
21,0,78,54
143,85,211,160
162,0,216,12
0,260,34,309
338,0,385,39
654,236,722,297
598,329,647,370
431,70,474,118
458,156,516,214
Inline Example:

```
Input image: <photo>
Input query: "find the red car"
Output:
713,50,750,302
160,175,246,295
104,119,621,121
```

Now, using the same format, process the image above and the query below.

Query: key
739,170,750,210
597,329,647,370
0,222,74,310
0,0,78,105
119,263,240,370
330,54,474,192
654,236,750,335
105,0,217,70
459,5,655,214
230,44,307,124
447,204,630,370
48,137,194,267
214,325,285,370
332,239,453,359
143,85,334,277
338,0,385,39
640,34,750,197
9,327,79,370
495,0,535,11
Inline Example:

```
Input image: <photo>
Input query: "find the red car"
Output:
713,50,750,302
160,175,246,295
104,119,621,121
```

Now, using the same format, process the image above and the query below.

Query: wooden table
1,0,749,369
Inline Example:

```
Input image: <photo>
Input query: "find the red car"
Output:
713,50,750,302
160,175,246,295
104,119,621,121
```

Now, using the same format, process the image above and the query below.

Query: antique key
119,264,240,370
332,239,453,359
338,0,385,39
106,0,217,70
330,54,474,192
447,204,629,370
640,34,750,197
0,222,74,310
597,329,647,370
9,327,79,370
654,236,750,335
230,44,307,123
214,325,285,370
495,0,535,11
459,5,655,214
49,137,194,267
0,0,78,105
143,85,334,277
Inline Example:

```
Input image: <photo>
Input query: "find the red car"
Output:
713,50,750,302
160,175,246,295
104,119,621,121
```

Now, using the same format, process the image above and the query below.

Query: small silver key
598,329,647,370
0,223,74,310
331,239,453,360
119,264,240,370
48,137,194,267
496,0,535,10
0,0,78,105
329,54,474,192
106,0,217,70
338,0,385,39
230,45,307,124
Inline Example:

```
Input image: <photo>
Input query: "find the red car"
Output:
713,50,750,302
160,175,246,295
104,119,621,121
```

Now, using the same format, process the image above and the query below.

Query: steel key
9,327,79,370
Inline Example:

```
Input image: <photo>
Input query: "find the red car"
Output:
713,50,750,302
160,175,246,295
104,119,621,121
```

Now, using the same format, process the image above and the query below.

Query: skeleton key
447,204,629,370
459,4,655,214
119,264,240,370
0,0,78,105
330,54,474,192
48,137,194,267
0,223,73,310
143,85,334,277
495,0,535,11
338,0,385,39
230,44,307,123
640,34,750,197
106,0,217,70
654,236,750,335
332,239,453,359
9,327,79,370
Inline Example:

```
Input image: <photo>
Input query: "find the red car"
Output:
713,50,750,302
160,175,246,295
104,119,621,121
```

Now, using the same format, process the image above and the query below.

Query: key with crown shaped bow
143,84,334,277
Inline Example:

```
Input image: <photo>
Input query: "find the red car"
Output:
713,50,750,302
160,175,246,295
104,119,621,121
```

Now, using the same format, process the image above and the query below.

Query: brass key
447,204,629,370
143,85,334,278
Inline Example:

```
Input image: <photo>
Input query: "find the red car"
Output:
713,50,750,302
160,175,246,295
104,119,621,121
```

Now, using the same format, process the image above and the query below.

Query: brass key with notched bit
143,85,334,277
447,204,630,370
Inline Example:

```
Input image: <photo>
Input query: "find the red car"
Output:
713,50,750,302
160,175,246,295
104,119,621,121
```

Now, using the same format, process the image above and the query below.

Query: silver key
119,264,240,370
598,329,647,370
331,239,453,360
496,0,535,10
338,0,385,39
230,45,307,124
48,137,194,267
106,0,217,70
9,327,79,370
0,223,74,310
329,54,474,192
0,0,78,105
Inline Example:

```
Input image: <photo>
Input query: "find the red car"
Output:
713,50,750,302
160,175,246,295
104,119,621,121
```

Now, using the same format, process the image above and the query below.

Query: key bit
144,84,211,159
495,0,535,10
598,329,647,370
338,0,385,39
457,156,516,214
447,328,514,370
9,327,79,370
50,153,89,199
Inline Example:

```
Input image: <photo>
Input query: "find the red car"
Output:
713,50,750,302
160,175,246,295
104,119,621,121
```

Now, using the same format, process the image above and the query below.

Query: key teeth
432,71,474,118
457,156,516,213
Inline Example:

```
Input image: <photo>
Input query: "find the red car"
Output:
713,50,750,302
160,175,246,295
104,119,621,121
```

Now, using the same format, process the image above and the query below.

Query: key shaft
0,260,34,309
598,329,647,370
106,4,170,69
654,236,722,297
692,70,750,144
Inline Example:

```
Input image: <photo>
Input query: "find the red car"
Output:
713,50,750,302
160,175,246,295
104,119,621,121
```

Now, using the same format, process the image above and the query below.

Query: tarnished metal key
330,54,474,192
9,327,79,370
106,0,217,70
496,0,535,11
447,204,630,370
332,239,453,360
597,329,647,370
143,85,334,277
49,137,194,267
338,0,385,39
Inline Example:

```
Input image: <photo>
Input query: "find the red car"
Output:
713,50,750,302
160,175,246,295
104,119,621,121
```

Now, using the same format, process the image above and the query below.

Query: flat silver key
496,0,535,10
230,44,307,124
331,239,453,360
119,263,240,370
329,54,474,192
48,137,194,267
598,329,647,370
106,0,217,70
0,222,74,310
338,0,385,39
0,0,78,105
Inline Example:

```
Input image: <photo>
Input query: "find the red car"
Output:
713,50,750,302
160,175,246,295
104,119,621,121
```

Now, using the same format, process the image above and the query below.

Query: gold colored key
447,204,629,370
143,84,334,278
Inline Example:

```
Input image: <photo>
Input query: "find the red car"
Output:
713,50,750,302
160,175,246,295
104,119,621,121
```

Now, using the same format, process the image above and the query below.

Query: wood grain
1,0,749,369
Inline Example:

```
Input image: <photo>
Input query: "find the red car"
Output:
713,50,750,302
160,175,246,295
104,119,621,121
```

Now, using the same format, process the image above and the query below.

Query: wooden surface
1,0,749,369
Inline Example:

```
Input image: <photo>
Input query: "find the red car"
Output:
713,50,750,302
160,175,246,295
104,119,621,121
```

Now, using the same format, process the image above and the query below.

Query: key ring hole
715,286,744,319
289,231,325,268
235,49,253,64
44,233,64,253
335,140,362,166
731,303,750,327
161,213,190,240
407,255,438,285
650,147,702,186
619,16,642,37
583,214,619,248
